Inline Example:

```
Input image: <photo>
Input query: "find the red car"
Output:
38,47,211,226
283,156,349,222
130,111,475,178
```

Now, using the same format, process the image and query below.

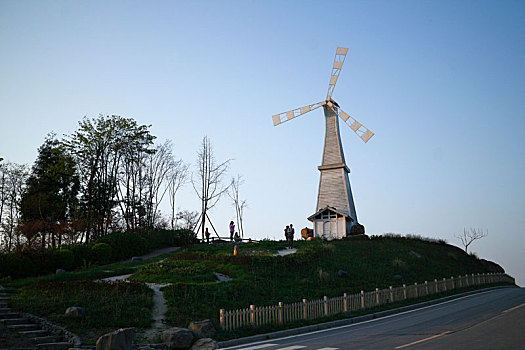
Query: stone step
8,323,41,331
19,329,50,337
1,317,30,325
0,307,13,313
0,312,19,319
0,293,9,297
36,342,72,350
33,335,64,344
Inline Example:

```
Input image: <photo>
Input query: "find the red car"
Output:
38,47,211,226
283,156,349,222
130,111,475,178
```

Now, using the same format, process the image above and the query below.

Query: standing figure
284,225,290,241
205,227,210,244
288,223,295,249
229,221,235,241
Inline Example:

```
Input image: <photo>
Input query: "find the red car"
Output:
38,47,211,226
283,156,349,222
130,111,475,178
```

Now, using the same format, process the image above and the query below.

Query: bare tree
228,175,247,238
175,210,199,230
0,162,28,251
456,228,488,253
167,158,188,230
191,136,231,240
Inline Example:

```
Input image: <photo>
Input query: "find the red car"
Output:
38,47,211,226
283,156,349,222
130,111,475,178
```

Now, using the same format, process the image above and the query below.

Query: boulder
190,338,218,350
337,269,348,277
56,269,66,274
394,274,403,280
188,319,216,339
162,327,194,350
301,278,312,284
349,223,365,236
65,306,85,317
96,328,135,350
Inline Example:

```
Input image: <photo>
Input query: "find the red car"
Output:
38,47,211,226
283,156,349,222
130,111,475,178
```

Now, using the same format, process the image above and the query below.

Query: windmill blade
338,109,374,143
272,101,326,126
326,47,349,100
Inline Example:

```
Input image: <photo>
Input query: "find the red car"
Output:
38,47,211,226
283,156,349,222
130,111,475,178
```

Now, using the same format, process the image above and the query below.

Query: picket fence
219,272,514,330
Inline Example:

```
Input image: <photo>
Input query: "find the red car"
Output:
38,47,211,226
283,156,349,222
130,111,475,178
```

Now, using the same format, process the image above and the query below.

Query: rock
349,223,365,235
56,269,66,274
188,319,216,339
131,256,143,262
96,328,135,350
162,327,194,350
65,306,85,317
337,269,348,277
301,278,312,284
409,251,422,259
190,338,218,350
394,274,403,280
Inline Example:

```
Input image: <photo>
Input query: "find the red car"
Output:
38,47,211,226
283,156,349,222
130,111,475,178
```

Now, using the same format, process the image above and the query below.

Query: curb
217,285,516,348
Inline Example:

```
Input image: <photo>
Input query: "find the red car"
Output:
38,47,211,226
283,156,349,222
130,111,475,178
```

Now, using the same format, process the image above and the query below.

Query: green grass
9,280,153,345
4,235,509,343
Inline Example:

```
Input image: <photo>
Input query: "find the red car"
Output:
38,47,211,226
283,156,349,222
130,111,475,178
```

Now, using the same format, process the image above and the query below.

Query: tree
175,210,199,230
191,137,231,240
456,228,488,253
167,157,188,230
228,175,247,238
20,134,80,248
65,115,155,241
0,162,28,251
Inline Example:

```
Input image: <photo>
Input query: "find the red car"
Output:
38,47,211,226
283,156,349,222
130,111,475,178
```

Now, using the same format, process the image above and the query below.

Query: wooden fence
219,272,514,330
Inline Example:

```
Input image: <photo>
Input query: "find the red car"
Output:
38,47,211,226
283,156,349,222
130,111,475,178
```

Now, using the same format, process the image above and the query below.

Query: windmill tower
272,47,374,239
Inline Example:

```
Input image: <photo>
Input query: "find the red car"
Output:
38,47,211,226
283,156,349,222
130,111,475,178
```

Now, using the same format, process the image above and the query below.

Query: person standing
288,223,295,249
205,227,210,243
284,225,289,241
229,221,235,241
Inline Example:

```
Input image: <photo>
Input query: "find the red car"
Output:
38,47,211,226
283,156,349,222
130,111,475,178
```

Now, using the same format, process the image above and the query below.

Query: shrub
91,243,112,264
54,249,75,270
65,243,92,267
96,232,148,261
350,223,365,235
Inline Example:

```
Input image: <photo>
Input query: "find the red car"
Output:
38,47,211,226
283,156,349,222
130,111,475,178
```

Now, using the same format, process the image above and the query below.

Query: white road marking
502,302,525,313
394,331,451,349
275,346,306,350
236,345,279,350
316,348,339,350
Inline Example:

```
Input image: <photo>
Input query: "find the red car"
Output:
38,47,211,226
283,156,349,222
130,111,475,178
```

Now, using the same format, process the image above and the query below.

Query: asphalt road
222,287,525,350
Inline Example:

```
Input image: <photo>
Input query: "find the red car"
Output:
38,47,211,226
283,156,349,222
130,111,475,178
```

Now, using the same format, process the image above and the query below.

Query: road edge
217,285,517,348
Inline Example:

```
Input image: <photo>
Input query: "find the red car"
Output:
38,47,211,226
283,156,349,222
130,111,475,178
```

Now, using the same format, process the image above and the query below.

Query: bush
91,243,112,264
96,232,148,261
53,249,75,270
65,243,92,267
139,229,198,249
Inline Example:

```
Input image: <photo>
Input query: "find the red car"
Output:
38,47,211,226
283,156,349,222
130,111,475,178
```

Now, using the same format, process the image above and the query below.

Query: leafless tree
191,136,231,240
228,175,247,238
175,210,199,230
167,158,188,230
456,228,488,253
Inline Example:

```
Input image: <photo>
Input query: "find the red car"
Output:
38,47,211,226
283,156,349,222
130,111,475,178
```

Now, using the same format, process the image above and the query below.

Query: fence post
220,309,225,329
477,273,481,285
414,283,418,298
278,302,283,324
434,279,438,293
361,290,365,309
425,281,429,295
324,296,328,316
442,278,447,291
302,299,307,319
389,286,393,303
250,305,255,327
375,288,379,305
451,276,455,290
403,284,407,300
343,293,348,312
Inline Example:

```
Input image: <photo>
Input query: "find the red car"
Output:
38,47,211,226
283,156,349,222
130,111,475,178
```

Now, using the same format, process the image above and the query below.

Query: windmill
272,47,374,239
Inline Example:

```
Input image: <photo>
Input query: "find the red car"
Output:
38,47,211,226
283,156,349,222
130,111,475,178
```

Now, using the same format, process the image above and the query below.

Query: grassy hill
5,235,509,344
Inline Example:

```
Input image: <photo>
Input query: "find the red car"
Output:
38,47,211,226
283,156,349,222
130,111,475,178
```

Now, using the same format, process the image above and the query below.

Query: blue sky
1,0,524,285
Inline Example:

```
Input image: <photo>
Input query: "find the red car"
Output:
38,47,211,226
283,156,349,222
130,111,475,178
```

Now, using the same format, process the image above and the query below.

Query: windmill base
307,206,355,240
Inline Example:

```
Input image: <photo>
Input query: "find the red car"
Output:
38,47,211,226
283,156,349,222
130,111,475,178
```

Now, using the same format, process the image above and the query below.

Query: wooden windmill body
272,47,374,239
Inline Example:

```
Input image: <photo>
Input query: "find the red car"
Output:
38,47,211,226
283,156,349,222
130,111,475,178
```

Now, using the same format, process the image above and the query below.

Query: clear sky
1,0,524,285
